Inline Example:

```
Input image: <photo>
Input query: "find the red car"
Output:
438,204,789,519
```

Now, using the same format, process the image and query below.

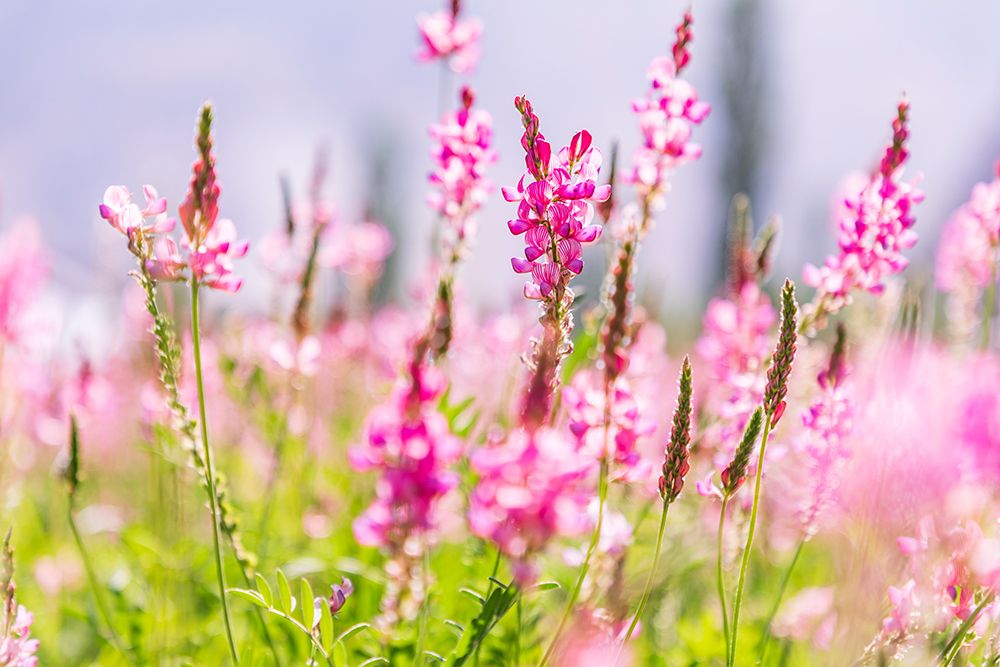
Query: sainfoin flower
563,371,656,483
0,604,38,667
349,363,461,549
936,163,1000,293
428,86,495,247
99,185,173,239
804,98,923,322
503,97,609,301
468,426,595,583
416,1,482,73
0,223,47,345
629,10,710,204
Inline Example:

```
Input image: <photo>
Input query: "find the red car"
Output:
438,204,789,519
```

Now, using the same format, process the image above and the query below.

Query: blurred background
1,0,998,345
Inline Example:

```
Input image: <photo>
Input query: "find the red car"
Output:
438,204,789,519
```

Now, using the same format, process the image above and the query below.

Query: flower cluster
428,86,495,247
563,371,656,483
503,97,609,301
416,0,482,74
629,10,710,203
100,106,248,293
468,426,595,582
804,99,923,324
2,533,38,667
937,163,1000,293
349,362,461,550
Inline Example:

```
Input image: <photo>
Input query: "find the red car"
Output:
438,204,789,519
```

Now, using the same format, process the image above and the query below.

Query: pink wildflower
0,605,38,667
468,426,595,583
503,97,608,301
350,363,461,549
772,587,837,650
804,98,923,323
0,223,47,345
416,1,482,73
428,86,495,247
563,370,656,483
628,10,710,205
881,579,917,638
937,163,1000,293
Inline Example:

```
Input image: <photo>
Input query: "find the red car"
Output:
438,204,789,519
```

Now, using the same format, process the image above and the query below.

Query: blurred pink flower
773,587,837,650
0,222,47,345
468,426,595,582
350,363,461,549
416,7,482,73
0,604,39,667
936,162,1000,293
428,86,495,246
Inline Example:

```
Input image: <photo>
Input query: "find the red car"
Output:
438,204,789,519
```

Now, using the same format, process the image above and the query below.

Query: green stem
982,260,997,350
67,504,136,665
616,499,670,663
191,282,240,665
757,538,805,664
474,549,503,667
729,418,774,666
415,548,432,667
717,495,733,665
515,598,523,667
539,456,609,667
939,591,996,665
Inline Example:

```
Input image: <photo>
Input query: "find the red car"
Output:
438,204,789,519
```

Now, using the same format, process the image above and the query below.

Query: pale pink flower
182,218,249,293
428,86,495,246
936,162,1000,293
468,426,596,583
773,587,837,650
0,223,47,344
804,99,923,320
416,5,482,73
0,605,39,667
881,579,917,638
628,11,710,205
563,371,656,483
99,184,173,239
320,221,393,282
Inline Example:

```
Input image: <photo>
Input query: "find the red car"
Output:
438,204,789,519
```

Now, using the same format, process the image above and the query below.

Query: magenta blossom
804,98,923,322
468,426,596,583
349,363,461,549
502,97,609,301
416,3,482,74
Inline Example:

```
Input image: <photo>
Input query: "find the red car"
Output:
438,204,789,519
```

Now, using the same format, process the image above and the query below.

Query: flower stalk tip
764,279,798,422
659,356,694,503
721,407,763,496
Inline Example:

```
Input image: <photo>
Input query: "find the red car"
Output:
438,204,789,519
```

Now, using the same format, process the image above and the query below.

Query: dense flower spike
350,364,461,549
178,105,249,293
721,407,763,495
416,0,482,73
803,98,923,330
468,427,595,582
763,279,798,424
659,356,693,503
504,96,609,429
628,10,710,205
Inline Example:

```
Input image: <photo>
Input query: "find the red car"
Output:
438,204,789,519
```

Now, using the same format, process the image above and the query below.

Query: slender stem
717,495,733,665
191,282,240,665
473,548,503,667
515,598,523,666
539,456,609,667
757,538,805,664
67,504,136,665
939,591,996,665
616,499,670,664
729,419,774,666
414,547,432,667
982,260,997,350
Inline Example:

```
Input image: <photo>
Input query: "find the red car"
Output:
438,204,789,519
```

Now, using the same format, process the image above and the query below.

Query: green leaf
447,583,520,666
276,569,293,614
337,622,372,644
425,651,445,663
300,578,315,627
254,572,273,607
334,641,348,667
459,588,485,605
358,658,390,666
229,588,268,609
319,601,334,652
532,581,560,592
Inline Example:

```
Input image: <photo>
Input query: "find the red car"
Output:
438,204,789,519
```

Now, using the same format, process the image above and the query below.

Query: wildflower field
2,4,999,666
